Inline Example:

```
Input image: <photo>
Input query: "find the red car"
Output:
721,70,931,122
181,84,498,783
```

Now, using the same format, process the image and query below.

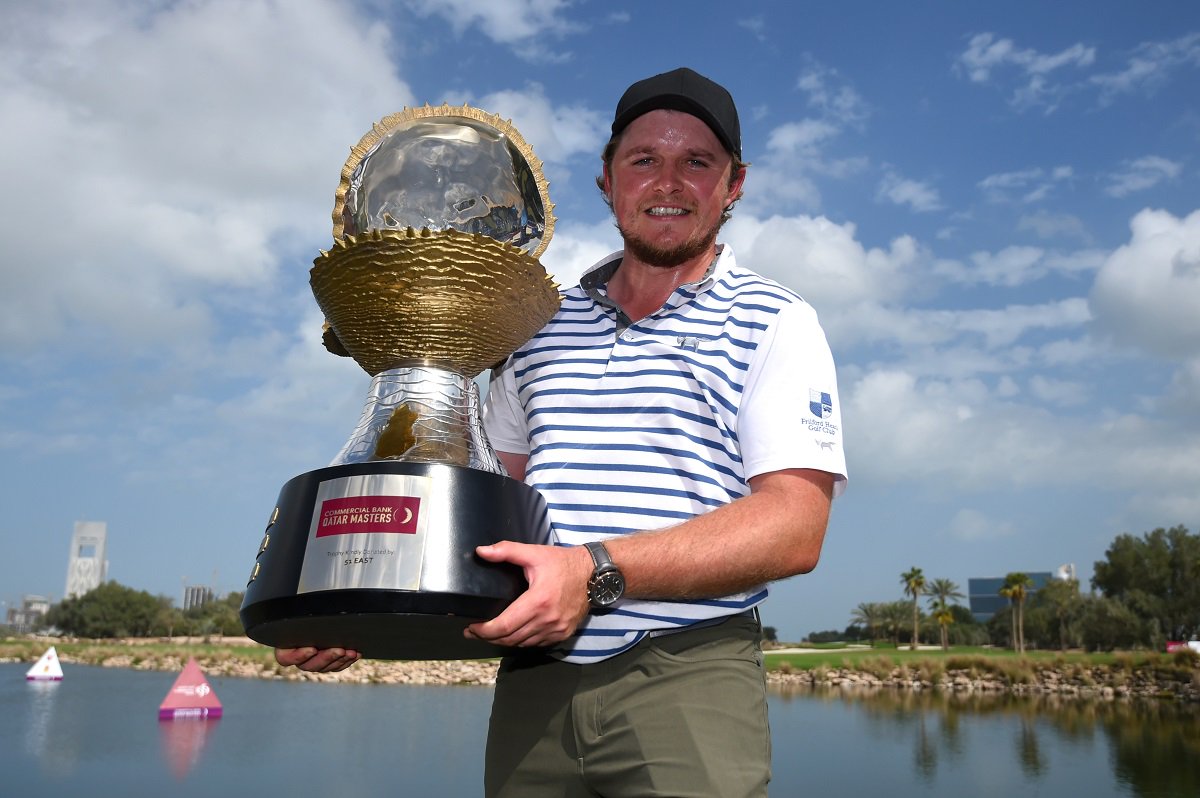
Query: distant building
183,585,215,611
968,567,1074,623
5,594,51,633
64,521,109,599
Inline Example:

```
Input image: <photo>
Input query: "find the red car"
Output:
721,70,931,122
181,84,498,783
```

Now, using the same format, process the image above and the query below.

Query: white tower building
64,520,108,599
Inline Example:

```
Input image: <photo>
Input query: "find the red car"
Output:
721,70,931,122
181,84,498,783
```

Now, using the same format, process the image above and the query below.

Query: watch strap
584,540,614,571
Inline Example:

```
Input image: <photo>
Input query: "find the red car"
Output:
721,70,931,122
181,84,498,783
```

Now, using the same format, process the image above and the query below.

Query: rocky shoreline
765,662,1200,702
120,653,503,686
7,639,1199,702
5,645,502,687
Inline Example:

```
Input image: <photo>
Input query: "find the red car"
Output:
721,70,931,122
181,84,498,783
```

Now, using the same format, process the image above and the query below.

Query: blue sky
1,0,1197,641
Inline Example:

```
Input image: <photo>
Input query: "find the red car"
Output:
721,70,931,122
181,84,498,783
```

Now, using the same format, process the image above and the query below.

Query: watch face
589,571,625,607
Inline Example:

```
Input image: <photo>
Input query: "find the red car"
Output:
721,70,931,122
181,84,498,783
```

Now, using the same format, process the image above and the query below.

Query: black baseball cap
611,67,741,159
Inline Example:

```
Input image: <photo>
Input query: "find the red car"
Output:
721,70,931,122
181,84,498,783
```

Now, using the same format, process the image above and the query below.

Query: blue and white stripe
483,245,846,663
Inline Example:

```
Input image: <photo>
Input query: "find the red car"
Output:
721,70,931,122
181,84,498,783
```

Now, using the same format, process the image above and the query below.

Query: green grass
1,637,275,668
764,645,1159,673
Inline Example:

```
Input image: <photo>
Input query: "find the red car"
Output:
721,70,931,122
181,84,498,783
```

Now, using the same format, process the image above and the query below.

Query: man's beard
616,214,721,268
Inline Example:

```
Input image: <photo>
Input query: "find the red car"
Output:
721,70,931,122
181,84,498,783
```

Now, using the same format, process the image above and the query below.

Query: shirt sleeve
481,357,531,456
737,299,848,497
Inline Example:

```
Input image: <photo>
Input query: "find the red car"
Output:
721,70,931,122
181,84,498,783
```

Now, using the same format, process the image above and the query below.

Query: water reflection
159,718,220,780
24,680,60,762
912,711,936,783
1017,715,1046,777
772,686,1200,797
1105,701,1200,797
5,664,1197,798
22,679,83,779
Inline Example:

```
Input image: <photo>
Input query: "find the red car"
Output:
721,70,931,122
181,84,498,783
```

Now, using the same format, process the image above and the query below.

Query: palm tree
926,578,965,650
901,567,927,650
1000,572,1034,653
850,602,883,646
932,606,955,650
880,600,909,647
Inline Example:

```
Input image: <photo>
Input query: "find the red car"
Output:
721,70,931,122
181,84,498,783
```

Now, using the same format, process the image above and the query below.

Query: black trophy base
242,591,514,660
239,460,550,660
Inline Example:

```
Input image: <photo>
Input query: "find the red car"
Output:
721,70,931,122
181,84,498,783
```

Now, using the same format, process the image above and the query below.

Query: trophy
239,105,561,660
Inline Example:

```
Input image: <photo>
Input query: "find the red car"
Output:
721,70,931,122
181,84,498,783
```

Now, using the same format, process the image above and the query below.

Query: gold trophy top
313,105,561,376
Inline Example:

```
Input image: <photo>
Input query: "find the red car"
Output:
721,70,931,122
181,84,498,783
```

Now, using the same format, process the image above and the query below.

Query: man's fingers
475,540,523,564
274,646,360,672
274,647,317,667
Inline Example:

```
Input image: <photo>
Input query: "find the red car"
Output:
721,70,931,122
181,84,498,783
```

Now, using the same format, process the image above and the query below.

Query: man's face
604,109,745,268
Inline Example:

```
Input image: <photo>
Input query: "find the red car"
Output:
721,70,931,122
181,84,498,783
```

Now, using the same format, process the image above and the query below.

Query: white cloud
768,120,841,153
471,84,608,166
840,360,1200,499
956,32,1095,111
1029,375,1089,407
1090,208,1200,359
1038,335,1106,367
978,166,1073,203
795,61,871,128
724,213,1095,360
1017,210,1091,242
876,170,942,213
1103,155,1183,197
539,220,621,290
961,31,1200,112
737,16,768,42
842,368,1056,487
1161,357,1200,417
400,0,581,61
935,245,1103,287
957,33,1096,77
0,0,413,354
724,214,916,311
1091,32,1200,104
939,246,1042,286
953,300,1091,348
1044,248,1108,275
741,56,871,213
979,167,1045,190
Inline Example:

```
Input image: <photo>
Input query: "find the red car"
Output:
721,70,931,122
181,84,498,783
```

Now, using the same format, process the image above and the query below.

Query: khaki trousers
485,614,771,798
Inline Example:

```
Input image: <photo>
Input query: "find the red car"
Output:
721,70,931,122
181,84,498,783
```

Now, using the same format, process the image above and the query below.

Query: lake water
3,663,1197,797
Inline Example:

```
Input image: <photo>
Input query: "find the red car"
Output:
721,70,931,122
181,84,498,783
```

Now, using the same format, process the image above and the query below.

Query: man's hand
274,646,360,673
464,541,593,648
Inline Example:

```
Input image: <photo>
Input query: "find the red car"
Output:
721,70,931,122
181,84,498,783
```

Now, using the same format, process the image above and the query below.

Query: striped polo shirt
483,244,847,663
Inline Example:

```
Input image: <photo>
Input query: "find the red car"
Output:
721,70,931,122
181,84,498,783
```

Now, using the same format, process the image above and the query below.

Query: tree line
18,581,247,639
10,525,1198,649
809,524,1200,652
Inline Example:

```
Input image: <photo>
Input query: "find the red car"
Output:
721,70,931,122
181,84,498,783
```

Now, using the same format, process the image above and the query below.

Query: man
278,67,846,797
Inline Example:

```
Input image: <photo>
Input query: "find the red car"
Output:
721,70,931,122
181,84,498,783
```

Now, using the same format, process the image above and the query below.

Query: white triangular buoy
25,646,64,681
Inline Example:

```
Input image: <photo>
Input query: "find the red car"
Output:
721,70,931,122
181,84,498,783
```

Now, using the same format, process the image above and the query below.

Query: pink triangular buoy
158,657,222,720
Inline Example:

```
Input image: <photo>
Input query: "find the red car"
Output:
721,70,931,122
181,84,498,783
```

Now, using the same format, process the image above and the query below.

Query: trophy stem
331,365,505,474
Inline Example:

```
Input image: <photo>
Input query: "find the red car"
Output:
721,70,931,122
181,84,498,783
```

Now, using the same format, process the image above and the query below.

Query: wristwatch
584,541,625,609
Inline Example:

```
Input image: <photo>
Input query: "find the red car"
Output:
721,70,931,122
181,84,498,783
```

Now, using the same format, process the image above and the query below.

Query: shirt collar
580,243,729,296
579,245,731,334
